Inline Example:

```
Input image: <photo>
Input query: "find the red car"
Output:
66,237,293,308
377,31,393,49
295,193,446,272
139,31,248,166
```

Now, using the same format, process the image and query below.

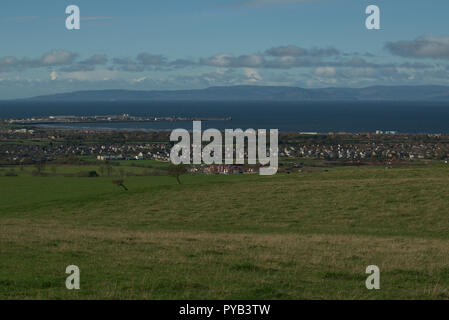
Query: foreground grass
0,165,448,299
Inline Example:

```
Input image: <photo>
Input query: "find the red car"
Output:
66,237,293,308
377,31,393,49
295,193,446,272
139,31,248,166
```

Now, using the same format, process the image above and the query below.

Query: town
2,114,232,125
1,125,448,175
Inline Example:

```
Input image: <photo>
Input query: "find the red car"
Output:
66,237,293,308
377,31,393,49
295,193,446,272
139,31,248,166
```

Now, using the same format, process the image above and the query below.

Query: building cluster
1,127,448,165
0,127,171,163
2,114,232,124
280,142,449,160
189,164,257,174
0,142,171,163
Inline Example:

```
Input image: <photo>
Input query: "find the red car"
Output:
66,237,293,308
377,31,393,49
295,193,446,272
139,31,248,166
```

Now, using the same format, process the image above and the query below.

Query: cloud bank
386,36,449,60
1,36,449,99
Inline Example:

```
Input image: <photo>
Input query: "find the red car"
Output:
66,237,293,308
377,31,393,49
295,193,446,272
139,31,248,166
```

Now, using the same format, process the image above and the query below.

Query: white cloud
314,66,336,77
57,70,118,81
40,50,77,66
200,53,234,67
131,77,147,83
244,68,263,82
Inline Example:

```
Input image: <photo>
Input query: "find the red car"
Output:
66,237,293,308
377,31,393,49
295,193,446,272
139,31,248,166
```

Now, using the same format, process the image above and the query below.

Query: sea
1,100,449,134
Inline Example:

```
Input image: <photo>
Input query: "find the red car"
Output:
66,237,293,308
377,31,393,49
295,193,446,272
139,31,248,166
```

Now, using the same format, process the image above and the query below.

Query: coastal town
2,114,232,125
1,125,448,174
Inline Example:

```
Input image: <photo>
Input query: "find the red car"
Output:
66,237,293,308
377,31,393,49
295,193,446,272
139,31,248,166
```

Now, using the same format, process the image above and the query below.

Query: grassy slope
0,165,448,299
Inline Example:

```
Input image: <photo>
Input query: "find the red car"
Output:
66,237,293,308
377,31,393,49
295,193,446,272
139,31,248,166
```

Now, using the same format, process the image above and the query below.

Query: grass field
0,163,448,299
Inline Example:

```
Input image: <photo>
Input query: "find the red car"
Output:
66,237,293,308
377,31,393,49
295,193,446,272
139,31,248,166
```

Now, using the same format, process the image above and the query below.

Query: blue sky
1,0,449,98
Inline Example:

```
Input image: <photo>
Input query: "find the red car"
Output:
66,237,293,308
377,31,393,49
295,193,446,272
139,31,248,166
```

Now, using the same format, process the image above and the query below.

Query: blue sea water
0,100,449,133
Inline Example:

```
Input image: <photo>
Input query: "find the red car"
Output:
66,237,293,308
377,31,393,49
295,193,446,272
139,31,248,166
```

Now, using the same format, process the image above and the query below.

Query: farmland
0,163,448,299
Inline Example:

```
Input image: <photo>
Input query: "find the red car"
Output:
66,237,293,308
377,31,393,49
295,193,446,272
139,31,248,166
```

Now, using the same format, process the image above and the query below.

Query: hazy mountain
18,85,449,101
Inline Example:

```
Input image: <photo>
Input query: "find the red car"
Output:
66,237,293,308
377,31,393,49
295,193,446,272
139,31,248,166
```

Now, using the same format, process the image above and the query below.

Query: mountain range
17,85,449,101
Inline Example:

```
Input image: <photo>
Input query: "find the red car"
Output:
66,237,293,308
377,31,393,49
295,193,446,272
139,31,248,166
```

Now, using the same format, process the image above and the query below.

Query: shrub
4,170,18,177
88,170,99,177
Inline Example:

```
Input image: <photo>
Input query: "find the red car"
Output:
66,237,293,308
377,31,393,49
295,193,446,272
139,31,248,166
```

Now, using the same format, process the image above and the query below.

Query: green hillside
0,164,448,299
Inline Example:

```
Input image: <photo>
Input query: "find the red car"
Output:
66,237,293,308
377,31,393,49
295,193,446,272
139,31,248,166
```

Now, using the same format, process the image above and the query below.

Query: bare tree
112,179,128,191
167,164,187,184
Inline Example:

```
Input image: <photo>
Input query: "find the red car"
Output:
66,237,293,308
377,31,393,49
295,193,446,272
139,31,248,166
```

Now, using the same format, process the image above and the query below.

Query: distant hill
18,85,449,101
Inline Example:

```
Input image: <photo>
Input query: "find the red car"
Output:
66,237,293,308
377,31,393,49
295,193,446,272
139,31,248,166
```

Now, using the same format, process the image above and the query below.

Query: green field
0,163,448,299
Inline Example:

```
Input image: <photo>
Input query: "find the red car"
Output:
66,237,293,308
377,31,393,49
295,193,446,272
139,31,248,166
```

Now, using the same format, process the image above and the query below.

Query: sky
0,0,449,99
